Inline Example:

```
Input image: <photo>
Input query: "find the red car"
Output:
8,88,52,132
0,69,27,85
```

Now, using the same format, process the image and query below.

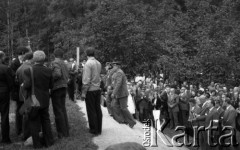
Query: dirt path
76,100,189,150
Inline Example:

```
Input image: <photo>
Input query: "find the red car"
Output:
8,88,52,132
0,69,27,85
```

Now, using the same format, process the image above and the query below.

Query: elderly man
23,51,54,148
81,47,102,135
0,51,13,144
111,61,136,128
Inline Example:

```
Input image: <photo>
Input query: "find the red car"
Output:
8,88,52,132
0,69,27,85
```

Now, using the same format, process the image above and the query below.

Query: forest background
1,0,240,86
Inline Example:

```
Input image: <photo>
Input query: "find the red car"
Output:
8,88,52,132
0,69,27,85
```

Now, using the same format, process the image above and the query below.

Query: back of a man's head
54,49,64,58
23,52,33,61
17,47,30,56
85,47,95,57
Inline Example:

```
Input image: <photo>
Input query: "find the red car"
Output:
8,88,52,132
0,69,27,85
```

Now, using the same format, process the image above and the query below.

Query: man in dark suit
111,61,136,128
23,51,54,148
192,96,210,150
215,100,225,149
168,88,180,129
16,52,33,141
10,47,30,135
156,85,170,130
194,100,219,150
221,98,237,150
179,86,190,126
0,51,13,144
51,49,70,138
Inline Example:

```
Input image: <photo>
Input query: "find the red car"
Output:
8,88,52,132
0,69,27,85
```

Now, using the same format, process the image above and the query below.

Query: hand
32,96,40,107
81,94,86,101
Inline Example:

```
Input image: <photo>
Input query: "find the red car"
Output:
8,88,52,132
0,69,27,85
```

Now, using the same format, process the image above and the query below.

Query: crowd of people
0,47,75,148
113,74,240,150
1,46,240,150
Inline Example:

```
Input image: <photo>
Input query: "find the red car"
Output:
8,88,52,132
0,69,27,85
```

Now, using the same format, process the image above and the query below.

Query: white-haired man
23,50,54,148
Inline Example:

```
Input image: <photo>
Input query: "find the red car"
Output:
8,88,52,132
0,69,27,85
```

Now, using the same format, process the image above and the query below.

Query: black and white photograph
1,0,240,150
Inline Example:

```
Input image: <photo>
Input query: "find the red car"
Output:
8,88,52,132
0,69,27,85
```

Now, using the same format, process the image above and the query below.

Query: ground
0,99,191,150
0,100,98,150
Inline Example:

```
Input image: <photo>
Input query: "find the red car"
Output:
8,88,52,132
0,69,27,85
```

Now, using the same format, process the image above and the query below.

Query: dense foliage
1,0,240,86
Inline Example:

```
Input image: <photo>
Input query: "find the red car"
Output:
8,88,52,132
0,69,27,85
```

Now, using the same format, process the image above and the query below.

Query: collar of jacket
87,57,95,61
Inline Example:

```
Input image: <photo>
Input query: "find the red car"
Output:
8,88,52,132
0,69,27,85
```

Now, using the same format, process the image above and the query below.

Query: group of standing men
0,47,70,148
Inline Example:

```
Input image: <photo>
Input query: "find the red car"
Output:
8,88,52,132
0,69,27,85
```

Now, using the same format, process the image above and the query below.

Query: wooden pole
76,47,80,69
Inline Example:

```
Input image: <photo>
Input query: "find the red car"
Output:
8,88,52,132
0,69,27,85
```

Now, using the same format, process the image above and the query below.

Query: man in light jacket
81,47,102,135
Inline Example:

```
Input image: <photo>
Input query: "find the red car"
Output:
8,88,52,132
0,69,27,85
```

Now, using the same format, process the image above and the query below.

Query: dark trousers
51,87,69,138
0,92,11,142
106,94,113,115
67,78,75,101
111,98,125,123
181,110,189,126
168,109,179,128
85,90,102,134
29,107,54,149
22,115,31,141
16,100,24,135
117,97,136,126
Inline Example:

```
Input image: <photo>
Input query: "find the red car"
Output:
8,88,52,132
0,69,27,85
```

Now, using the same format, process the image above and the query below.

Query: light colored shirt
82,57,102,92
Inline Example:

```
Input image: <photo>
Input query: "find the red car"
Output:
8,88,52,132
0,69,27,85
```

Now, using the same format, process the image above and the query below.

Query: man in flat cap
111,61,136,128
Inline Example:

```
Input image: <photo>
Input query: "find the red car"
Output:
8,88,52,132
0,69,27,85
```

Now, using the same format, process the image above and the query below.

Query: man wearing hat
111,61,136,128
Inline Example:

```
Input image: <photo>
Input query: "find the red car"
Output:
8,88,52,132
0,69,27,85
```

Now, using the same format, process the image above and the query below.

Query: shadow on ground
0,100,98,150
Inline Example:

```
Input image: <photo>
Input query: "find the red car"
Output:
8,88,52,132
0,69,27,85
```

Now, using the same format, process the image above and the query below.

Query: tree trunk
7,0,10,57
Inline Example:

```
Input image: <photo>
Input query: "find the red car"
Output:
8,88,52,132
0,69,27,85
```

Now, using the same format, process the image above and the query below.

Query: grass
1,99,98,150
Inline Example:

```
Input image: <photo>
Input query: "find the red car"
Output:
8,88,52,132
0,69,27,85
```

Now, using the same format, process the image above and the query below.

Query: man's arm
81,63,91,98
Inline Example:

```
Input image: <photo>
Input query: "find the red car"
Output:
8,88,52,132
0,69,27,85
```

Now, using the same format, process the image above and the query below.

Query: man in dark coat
221,98,237,149
156,85,170,130
23,51,54,148
51,49,69,138
16,52,33,141
111,61,136,128
0,51,13,144
10,46,30,136
195,100,219,150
